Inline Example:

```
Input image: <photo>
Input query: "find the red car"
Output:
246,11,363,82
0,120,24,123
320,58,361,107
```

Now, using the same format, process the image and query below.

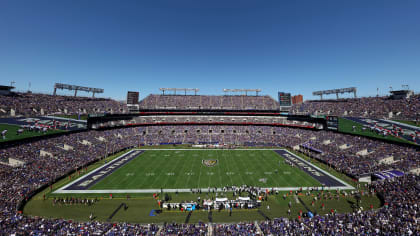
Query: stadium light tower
312,87,356,99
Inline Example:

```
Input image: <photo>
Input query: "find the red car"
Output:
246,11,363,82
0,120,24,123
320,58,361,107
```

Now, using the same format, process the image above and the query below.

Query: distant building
292,95,303,104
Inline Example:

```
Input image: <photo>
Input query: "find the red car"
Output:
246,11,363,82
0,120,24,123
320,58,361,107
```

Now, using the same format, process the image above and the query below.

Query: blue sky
1,0,419,101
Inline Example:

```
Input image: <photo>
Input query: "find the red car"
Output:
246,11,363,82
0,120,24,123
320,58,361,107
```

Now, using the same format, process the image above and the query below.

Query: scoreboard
127,91,139,105
278,92,291,107
326,116,339,130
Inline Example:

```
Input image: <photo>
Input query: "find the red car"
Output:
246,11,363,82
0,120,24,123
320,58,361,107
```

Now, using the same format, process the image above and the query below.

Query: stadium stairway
155,225,163,236
207,223,213,236
255,221,264,235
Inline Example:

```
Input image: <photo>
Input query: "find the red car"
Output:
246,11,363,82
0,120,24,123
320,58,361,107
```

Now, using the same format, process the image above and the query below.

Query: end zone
55,150,144,193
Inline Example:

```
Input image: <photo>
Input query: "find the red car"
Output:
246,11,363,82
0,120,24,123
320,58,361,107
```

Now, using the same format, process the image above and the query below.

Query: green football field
90,150,322,190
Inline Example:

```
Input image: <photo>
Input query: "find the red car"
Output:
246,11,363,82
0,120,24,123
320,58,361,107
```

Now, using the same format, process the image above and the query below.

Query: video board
127,91,139,105
326,116,339,130
278,92,291,107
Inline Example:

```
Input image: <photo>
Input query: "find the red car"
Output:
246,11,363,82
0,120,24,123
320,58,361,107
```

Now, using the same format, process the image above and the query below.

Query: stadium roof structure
313,87,357,100
0,85,15,95
159,88,199,95
53,83,104,97
0,85,15,90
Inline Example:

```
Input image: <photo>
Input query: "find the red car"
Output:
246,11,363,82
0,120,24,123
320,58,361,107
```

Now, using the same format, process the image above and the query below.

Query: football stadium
1,87,418,235
1,1,419,235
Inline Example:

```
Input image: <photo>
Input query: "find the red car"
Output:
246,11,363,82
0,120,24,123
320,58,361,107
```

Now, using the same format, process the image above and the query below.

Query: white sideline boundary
54,149,354,194
43,115,88,123
380,119,420,131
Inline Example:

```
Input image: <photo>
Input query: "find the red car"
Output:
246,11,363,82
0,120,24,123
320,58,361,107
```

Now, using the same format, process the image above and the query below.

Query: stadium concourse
0,92,418,235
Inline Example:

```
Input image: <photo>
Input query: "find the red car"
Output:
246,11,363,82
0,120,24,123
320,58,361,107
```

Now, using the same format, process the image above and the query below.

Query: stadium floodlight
312,87,357,99
159,88,199,95
54,83,104,97
223,89,262,96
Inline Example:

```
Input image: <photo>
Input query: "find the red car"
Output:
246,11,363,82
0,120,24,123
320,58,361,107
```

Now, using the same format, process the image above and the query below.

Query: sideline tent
215,198,228,202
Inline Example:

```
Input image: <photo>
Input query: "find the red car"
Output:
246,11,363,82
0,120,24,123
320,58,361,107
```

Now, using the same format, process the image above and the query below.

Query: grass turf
24,192,381,224
0,123,65,142
90,150,322,190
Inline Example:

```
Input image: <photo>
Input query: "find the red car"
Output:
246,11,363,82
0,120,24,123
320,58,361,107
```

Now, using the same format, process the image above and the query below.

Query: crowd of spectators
0,92,127,116
0,124,418,234
139,94,279,110
291,95,420,120
258,174,418,235
214,222,259,235
2,92,420,122
161,222,208,236
93,115,316,130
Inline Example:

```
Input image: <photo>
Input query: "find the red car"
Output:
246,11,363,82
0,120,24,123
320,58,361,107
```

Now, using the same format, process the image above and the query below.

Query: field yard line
141,151,169,189
262,151,281,186
206,151,213,188
183,151,197,188
231,150,247,186
173,151,191,188
170,150,189,188
219,150,233,186
215,150,225,187
270,150,289,187
235,150,256,186
196,151,204,189
128,151,162,189
98,153,144,188
156,151,181,189
257,150,282,187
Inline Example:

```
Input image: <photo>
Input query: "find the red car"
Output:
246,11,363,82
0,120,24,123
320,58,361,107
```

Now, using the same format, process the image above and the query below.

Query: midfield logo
202,159,218,167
